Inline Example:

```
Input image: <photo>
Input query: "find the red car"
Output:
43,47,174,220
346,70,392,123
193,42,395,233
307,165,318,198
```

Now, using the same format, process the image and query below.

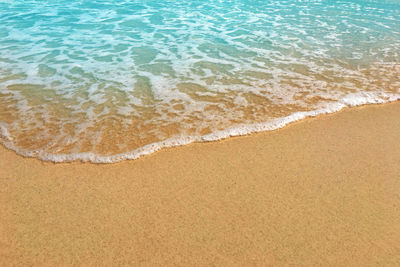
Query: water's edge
1,91,399,164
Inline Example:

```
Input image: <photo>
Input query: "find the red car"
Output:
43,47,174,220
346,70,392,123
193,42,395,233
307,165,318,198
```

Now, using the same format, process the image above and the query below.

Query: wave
1,91,398,163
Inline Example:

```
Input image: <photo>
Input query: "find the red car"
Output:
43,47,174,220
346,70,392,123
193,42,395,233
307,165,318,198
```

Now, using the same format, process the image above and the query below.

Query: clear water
0,0,399,162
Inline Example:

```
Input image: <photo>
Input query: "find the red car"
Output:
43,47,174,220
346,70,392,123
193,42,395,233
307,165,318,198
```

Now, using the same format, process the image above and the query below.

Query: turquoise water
0,0,399,162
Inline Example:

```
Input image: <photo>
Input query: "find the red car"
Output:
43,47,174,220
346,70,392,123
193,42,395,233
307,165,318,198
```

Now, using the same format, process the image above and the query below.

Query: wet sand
1,102,400,265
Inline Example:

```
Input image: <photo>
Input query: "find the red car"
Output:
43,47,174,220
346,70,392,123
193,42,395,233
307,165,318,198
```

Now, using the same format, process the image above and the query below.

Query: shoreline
1,101,400,265
2,94,400,164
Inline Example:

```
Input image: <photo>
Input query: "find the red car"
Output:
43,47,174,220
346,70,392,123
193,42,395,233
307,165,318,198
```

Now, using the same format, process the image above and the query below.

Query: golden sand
1,102,400,265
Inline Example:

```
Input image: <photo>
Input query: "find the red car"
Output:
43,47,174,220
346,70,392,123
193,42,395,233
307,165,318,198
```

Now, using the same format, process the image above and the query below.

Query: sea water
0,0,399,163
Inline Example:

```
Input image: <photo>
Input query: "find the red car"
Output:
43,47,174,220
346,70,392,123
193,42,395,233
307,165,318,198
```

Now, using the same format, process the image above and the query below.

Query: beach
1,101,400,265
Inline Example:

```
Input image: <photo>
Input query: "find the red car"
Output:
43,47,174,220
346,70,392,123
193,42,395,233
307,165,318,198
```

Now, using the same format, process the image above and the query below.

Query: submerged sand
1,102,400,265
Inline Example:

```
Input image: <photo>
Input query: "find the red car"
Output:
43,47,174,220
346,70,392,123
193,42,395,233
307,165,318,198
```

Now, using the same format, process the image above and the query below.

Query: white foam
2,92,399,164
0,124,12,141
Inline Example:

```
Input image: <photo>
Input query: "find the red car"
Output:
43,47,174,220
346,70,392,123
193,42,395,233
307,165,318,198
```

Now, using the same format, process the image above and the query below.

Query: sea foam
1,91,399,164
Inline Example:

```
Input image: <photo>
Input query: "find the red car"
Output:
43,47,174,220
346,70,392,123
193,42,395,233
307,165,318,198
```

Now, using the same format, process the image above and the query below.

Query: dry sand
1,102,400,266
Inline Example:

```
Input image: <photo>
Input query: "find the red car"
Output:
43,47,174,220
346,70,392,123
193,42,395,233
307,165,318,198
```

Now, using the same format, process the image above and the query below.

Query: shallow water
0,0,399,162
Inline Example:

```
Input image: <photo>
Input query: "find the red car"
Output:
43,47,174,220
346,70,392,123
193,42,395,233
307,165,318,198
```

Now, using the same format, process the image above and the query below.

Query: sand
1,102,400,266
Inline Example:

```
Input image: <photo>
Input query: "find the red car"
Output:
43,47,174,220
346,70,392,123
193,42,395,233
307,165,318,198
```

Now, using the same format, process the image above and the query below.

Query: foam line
1,92,399,163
